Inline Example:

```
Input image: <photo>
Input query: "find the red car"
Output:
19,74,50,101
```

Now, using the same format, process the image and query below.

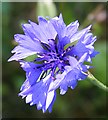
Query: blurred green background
2,2,107,118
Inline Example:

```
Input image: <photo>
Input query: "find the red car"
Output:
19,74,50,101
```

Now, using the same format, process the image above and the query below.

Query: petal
8,34,44,61
48,70,67,92
60,36,70,49
63,69,78,87
19,61,42,90
45,90,55,110
78,71,87,81
26,94,32,103
14,34,43,51
22,20,56,44
54,62,87,95
66,20,79,39
50,14,67,53
69,41,89,59
38,16,48,25
60,85,68,95
19,74,57,112
78,52,88,64
22,23,37,40
8,46,37,61
83,33,97,45
20,80,30,91
70,25,92,42
29,20,49,43
90,50,99,58
51,13,66,39
28,20,48,43
19,61,38,71
57,36,70,53
31,87,45,106
48,91,56,113
69,56,78,68
38,17,57,43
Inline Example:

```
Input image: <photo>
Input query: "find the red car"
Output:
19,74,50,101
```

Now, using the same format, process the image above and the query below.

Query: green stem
87,71,108,92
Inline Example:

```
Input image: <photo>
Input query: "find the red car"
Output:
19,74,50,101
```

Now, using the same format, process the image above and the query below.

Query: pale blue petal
29,20,49,43
8,46,37,61
69,56,78,68
19,61,42,90
38,16,57,43
66,20,79,39
51,13,66,39
48,91,56,113
70,25,92,42
38,16,48,24
45,90,55,110
19,73,56,112
20,61,42,90
60,85,68,95
26,94,32,104
69,41,89,59
22,23,37,40
8,34,44,61
14,34,43,51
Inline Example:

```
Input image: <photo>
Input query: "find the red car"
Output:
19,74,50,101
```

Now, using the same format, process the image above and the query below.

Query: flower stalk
87,71,108,92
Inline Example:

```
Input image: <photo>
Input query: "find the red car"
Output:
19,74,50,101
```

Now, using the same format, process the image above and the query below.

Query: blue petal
43,90,55,113
51,54,88,95
51,13,66,40
14,34,43,51
60,84,68,95
78,52,88,64
66,20,79,39
28,20,47,42
78,71,87,81
8,34,44,61
48,91,56,113
70,25,92,43
90,50,99,58
8,46,38,61
64,69,78,86
19,61,42,91
22,23,37,40
69,41,89,59
38,16,48,24
83,33,97,45
58,36,70,53
19,74,56,112
48,70,68,92
69,56,78,68
26,94,32,104
29,20,56,44
38,17,57,43
51,15,69,53
63,67,87,89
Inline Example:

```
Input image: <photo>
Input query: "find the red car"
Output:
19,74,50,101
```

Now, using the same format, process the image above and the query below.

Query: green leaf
64,40,78,50
24,54,37,62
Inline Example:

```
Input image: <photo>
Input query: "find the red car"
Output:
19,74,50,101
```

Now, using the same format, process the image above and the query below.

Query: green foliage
24,54,37,62
64,40,78,50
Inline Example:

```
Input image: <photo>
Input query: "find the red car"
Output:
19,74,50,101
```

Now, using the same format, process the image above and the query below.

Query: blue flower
8,14,98,112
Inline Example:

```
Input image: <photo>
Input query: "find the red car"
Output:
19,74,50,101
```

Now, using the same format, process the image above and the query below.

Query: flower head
8,14,98,112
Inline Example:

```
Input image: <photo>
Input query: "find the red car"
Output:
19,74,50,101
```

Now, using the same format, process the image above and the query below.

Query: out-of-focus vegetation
2,2,107,118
